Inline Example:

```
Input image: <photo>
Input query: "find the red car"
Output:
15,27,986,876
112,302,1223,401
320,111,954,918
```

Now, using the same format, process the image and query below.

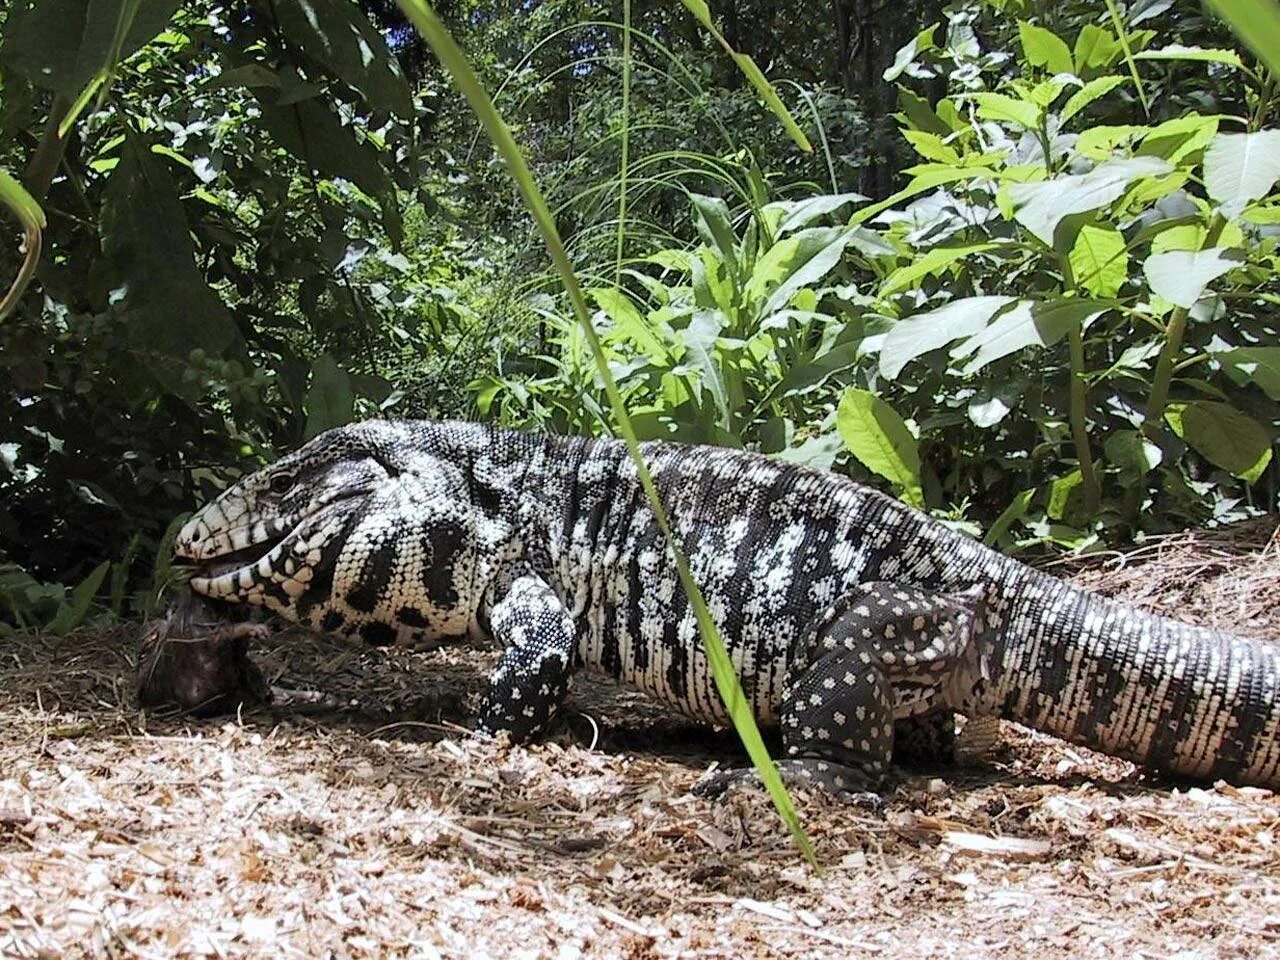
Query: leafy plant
484,0,1279,550
0,559,111,635
863,4,1279,543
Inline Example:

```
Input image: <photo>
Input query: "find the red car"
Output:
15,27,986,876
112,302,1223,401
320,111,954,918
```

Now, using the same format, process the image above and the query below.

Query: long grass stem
393,0,819,868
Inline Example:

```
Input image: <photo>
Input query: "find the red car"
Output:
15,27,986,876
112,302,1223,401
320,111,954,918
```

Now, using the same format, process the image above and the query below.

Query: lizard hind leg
695,580,983,801
692,635,898,801
778,581,983,794
776,652,897,796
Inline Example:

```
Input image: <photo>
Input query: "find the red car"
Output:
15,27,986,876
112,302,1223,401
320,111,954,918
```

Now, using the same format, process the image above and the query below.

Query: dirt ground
3,519,1280,959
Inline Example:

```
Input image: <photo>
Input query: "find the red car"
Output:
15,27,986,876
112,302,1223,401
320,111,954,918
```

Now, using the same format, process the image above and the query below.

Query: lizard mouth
182,528,294,600
187,533,288,581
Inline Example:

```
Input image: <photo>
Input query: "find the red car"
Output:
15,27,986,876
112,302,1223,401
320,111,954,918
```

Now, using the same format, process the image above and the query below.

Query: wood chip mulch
3,517,1280,958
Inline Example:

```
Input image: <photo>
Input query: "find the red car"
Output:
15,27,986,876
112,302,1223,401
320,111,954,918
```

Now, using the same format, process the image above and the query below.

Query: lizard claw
691,766,750,799
692,760,887,807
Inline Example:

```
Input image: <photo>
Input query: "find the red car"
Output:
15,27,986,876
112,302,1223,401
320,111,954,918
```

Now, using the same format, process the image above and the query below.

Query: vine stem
23,96,71,202
1067,322,1099,513
1056,252,1098,512
1143,211,1228,435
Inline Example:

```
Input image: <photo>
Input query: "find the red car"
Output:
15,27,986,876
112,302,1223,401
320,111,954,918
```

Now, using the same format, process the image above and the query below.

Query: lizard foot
693,760,885,809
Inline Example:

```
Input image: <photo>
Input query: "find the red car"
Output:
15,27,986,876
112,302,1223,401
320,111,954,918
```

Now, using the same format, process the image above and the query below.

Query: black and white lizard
173,419,1280,793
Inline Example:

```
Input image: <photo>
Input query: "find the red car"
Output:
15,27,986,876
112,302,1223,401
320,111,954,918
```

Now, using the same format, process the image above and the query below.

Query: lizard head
173,420,484,646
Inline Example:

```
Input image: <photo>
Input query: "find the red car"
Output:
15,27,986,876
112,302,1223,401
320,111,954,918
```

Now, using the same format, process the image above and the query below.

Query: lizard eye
269,472,294,495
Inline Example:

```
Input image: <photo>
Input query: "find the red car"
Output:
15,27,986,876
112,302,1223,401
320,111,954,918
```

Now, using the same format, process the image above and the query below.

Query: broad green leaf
1047,470,1083,520
1061,76,1127,123
690,194,739,267
99,133,237,362
952,299,1105,376
211,63,284,90
1019,21,1075,75
1076,124,1145,159
471,375,504,416
353,373,393,406
1203,131,1280,209
884,23,938,81
776,337,862,396
836,388,923,506
1104,430,1162,483
1133,44,1244,68
879,242,999,298
1138,114,1220,163
1069,224,1128,297
1149,220,1245,254
850,166,1002,225
972,92,1041,129
257,94,393,200
778,431,846,470
766,192,867,235
902,130,961,164
749,227,856,316
591,288,668,361
304,355,355,439
896,88,951,136
48,560,110,635
681,310,732,426
646,249,695,273
1244,204,1280,224
1073,23,1120,72
692,246,736,313
1,0,180,96
879,296,1015,379
1216,346,1280,399
982,488,1035,546
273,0,414,116
1119,170,1190,208
1010,156,1171,246
1143,248,1239,308
256,92,399,241
1027,77,1072,109
1204,0,1280,75
1166,400,1273,480
934,99,967,133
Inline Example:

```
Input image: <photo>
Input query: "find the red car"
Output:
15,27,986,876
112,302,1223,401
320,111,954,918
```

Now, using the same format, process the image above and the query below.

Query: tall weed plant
484,0,1280,551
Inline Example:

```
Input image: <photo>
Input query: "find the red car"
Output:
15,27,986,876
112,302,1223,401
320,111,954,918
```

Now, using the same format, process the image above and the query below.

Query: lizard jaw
187,533,287,584
184,497,363,605
185,530,291,601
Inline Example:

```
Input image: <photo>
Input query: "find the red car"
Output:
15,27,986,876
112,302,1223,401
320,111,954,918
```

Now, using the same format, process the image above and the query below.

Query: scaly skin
174,420,1280,792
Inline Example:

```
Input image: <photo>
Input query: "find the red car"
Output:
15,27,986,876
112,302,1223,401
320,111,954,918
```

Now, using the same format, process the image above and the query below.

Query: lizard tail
969,571,1280,788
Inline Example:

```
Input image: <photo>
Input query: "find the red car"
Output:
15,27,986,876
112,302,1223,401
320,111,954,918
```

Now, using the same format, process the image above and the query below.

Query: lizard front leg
476,570,577,742
697,581,985,800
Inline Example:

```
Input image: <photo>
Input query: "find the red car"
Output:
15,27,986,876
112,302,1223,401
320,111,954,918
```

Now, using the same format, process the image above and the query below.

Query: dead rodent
136,587,271,717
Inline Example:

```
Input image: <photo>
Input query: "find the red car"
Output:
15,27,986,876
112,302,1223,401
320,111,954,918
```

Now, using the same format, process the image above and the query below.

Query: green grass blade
56,0,144,138
615,0,633,285
1103,0,1151,118
675,0,812,153
394,0,819,867
1206,0,1280,76
0,168,46,322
